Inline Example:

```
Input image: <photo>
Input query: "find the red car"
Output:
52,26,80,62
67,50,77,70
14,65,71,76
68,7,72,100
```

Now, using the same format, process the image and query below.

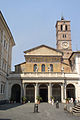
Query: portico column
24,84,26,97
21,83,22,102
35,83,39,103
5,79,9,100
75,84,78,99
22,83,25,97
21,82,25,102
48,83,52,103
64,84,66,100
61,83,64,103
0,81,1,93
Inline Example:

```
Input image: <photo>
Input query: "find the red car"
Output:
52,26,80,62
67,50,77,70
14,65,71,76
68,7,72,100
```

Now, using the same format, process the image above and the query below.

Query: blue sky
0,0,80,70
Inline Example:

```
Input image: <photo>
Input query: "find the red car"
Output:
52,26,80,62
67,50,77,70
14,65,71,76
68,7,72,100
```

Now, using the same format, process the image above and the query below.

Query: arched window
61,25,63,31
50,64,53,72
63,34,64,38
65,25,67,31
34,64,37,72
41,64,45,72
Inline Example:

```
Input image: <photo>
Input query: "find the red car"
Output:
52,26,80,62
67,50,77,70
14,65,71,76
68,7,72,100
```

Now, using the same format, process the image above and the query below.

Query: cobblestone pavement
0,103,80,120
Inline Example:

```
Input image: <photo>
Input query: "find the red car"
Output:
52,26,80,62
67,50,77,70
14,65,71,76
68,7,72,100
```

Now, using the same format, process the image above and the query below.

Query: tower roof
61,16,64,20
55,18,70,28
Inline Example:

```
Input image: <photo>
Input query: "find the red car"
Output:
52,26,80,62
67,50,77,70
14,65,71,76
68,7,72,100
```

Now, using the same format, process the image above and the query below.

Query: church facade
7,17,80,103
0,11,80,104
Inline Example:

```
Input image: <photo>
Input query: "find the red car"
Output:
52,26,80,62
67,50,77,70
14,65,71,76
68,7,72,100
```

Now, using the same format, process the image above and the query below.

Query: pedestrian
52,99,54,105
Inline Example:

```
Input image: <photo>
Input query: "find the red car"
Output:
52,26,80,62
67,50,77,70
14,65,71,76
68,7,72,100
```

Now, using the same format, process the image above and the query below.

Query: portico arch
26,84,35,102
39,84,48,102
66,84,75,100
52,84,61,102
11,84,21,103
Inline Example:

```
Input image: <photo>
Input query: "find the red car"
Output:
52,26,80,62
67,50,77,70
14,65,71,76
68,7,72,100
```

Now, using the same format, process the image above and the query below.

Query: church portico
22,82,77,103
8,72,79,103
23,82,62,103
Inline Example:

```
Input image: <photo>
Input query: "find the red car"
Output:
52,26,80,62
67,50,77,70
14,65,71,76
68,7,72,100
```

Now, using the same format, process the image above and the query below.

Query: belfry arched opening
39,84,48,102
11,84,21,103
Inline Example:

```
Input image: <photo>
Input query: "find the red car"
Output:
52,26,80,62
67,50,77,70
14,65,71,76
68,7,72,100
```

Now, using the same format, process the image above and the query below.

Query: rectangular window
2,61,4,70
0,30,1,42
1,84,3,93
4,40,6,47
1,31,3,43
3,85,5,93
6,43,7,49
1,84,5,94
5,63,6,70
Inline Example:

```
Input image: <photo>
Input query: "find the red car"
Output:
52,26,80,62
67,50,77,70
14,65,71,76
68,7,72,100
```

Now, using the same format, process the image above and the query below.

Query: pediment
24,45,63,56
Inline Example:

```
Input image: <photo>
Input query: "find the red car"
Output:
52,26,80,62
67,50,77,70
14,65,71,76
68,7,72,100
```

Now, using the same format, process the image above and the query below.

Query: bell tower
56,17,72,60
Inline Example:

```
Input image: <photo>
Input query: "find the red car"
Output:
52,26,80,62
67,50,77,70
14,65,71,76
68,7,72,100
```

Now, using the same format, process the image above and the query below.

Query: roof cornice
24,44,63,54
0,11,15,46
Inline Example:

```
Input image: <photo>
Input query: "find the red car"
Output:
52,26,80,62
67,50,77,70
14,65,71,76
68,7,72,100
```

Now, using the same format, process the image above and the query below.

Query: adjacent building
0,11,15,103
69,52,80,100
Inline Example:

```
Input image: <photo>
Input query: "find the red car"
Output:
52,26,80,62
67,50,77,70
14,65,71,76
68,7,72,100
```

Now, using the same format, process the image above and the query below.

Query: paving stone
0,103,80,120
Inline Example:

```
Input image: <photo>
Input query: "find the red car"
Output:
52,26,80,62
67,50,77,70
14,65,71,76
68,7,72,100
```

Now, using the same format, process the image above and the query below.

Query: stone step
73,109,80,112
73,112,80,116
72,103,80,115
73,108,80,110
73,110,80,113
73,106,80,109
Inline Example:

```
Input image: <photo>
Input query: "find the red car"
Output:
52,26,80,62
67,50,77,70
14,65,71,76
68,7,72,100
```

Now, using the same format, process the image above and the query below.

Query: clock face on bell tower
56,17,72,59
61,41,69,49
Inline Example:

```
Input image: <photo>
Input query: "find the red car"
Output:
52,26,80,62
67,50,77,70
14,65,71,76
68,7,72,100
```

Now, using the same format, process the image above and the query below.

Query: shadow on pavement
0,103,23,110
0,119,11,120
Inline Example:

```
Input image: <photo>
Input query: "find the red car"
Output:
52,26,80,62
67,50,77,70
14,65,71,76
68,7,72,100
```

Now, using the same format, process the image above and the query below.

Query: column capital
25,83,28,87
59,83,64,86
34,83,39,87
49,83,52,85
51,83,54,87
48,83,52,87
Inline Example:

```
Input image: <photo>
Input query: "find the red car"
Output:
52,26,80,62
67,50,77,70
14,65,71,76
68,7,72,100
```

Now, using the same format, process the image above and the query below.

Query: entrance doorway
26,84,35,102
52,84,61,102
66,84,75,100
39,84,48,102
11,84,21,103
